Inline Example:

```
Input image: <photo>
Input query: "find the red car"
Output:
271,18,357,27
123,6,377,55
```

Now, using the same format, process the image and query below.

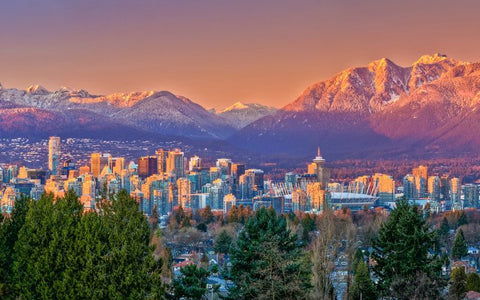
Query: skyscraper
371,173,395,204
156,148,167,174
403,174,416,200
138,156,158,179
308,148,330,189
166,149,184,179
245,169,264,192
216,158,232,176
48,136,60,175
91,153,112,178
189,155,202,171
427,176,441,202
450,177,462,210
413,165,428,197
463,184,479,208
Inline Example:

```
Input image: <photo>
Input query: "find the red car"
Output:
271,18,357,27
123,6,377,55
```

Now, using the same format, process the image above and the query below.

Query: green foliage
352,248,364,275
0,194,31,297
451,229,468,260
228,207,311,299
11,189,165,299
214,229,233,254
458,212,468,227
301,213,316,242
449,267,467,300
181,216,191,228
350,260,376,300
440,217,450,236
14,191,83,299
371,199,443,298
466,272,480,293
172,264,209,300
196,222,207,232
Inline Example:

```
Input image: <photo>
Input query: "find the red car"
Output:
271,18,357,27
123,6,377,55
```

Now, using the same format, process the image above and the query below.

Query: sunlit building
166,149,184,179
308,148,330,189
48,136,61,175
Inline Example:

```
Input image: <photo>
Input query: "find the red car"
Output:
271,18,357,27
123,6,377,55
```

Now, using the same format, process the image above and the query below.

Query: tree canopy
228,207,311,299
371,199,443,298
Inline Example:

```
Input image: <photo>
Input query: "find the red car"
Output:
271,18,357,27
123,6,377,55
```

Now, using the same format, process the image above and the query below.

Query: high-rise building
138,156,158,179
450,177,462,210
463,184,479,208
189,156,202,171
440,175,450,200
413,165,428,197
223,193,236,213
79,165,90,176
307,182,327,211
91,153,111,178
231,163,246,179
239,174,253,199
292,189,308,211
216,158,232,176
308,148,330,189
428,176,441,202
177,178,193,208
113,157,125,175
156,148,167,174
166,149,184,179
403,174,416,200
371,173,395,203
48,136,61,175
245,169,264,192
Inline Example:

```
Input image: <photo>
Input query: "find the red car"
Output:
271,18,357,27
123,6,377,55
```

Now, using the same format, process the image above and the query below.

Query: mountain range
231,53,480,158
2,53,480,160
0,85,275,140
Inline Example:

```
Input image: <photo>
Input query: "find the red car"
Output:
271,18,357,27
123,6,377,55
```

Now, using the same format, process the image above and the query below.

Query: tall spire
317,146,321,157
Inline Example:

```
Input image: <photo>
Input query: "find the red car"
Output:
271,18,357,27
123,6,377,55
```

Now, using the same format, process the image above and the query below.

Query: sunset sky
1,0,480,109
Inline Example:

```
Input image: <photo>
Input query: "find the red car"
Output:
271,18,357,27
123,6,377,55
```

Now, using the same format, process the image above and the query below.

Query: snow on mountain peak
221,101,249,113
415,53,449,65
26,84,49,95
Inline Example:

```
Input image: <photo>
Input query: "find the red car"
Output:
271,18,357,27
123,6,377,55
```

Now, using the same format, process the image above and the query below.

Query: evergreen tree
200,252,209,269
214,229,233,254
449,267,467,300
181,215,191,228
458,212,468,227
371,199,444,298
440,217,450,235
14,191,83,299
98,189,163,298
196,222,207,232
350,260,377,300
200,205,214,224
352,248,364,276
228,207,311,299
451,229,468,260
172,264,210,300
466,272,480,292
0,194,31,297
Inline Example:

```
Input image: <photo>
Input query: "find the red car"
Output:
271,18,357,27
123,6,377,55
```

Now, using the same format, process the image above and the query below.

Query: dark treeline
1,191,479,299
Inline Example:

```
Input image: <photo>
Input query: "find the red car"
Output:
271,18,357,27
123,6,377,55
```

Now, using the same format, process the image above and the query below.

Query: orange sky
1,0,480,109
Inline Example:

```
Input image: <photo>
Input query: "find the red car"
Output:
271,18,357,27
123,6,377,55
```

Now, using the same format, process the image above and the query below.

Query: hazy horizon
2,0,480,109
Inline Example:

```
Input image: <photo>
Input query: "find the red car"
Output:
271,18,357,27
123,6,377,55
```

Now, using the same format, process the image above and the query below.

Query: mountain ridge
232,54,480,158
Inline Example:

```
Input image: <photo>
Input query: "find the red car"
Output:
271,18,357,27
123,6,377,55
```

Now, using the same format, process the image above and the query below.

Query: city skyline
2,0,480,109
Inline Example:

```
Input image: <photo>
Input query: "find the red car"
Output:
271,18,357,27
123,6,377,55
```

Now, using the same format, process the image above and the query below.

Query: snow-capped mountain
232,54,480,158
0,86,236,139
218,102,277,129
